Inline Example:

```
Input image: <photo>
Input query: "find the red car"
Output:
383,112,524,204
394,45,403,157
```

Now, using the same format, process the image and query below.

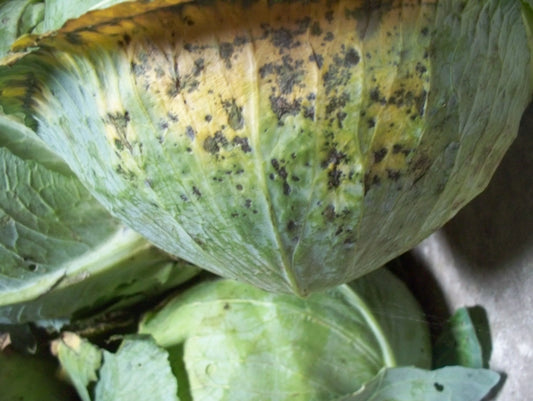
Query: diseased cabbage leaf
1,0,530,295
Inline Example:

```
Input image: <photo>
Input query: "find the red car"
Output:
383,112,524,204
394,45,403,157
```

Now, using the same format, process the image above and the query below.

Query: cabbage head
140,269,432,400
1,0,532,295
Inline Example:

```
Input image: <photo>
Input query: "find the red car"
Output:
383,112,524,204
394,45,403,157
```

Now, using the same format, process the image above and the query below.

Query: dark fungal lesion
203,131,228,154
107,111,133,153
186,126,196,140
369,87,387,105
328,168,343,188
270,27,295,50
259,55,305,95
320,204,356,244
364,172,381,193
269,95,302,124
287,220,297,231
222,98,244,130
324,10,334,23
115,164,137,181
325,92,350,127
386,169,401,181
202,132,252,155
232,136,252,153
270,158,291,195
309,52,324,69
310,21,322,36
335,111,347,128
408,152,432,185
322,47,361,94
392,143,412,157
303,105,315,120
373,148,388,163
64,31,84,45
218,42,234,69
114,138,124,151
193,58,205,76
192,186,202,198
344,48,360,67
323,31,334,42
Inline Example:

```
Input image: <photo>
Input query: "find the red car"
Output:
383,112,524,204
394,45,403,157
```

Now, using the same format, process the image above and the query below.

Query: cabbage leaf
0,111,199,324
52,332,179,401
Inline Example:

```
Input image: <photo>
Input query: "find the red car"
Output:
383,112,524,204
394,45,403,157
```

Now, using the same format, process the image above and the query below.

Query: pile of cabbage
1,0,532,400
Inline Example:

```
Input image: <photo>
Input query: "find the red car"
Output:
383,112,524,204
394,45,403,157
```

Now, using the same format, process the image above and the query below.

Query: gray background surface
409,103,533,400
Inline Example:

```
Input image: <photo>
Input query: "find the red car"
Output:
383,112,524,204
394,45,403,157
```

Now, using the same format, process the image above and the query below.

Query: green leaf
335,366,500,401
433,306,492,369
0,347,77,401
139,272,431,401
52,332,103,401
94,336,179,401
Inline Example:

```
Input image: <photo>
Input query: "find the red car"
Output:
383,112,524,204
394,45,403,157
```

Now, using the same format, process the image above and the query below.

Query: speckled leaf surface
0,0,531,295
139,270,431,400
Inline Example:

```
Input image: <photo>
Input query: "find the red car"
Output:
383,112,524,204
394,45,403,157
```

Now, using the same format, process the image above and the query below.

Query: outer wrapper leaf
1,0,531,295
0,112,199,324
94,336,179,401
53,333,179,401
139,270,431,401
52,332,103,401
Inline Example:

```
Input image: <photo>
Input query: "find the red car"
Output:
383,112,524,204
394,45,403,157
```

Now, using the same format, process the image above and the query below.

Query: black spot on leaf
269,95,301,123
203,131,228,154
232,136,252,153
310,21,322,36
374,148,388,163
219,42,234,68
222,99,244,130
